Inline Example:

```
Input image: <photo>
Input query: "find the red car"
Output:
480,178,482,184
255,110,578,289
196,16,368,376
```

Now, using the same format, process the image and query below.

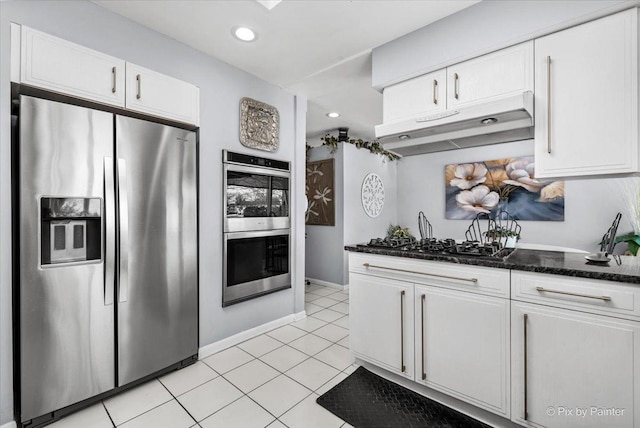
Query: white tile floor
48,283,355,428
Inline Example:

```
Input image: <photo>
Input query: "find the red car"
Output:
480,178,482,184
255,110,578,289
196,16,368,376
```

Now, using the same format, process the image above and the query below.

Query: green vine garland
306,133,400,161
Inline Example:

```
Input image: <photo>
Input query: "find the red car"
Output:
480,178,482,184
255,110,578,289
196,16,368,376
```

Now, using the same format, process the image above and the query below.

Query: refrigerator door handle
117,158,129,303
104,157,115,306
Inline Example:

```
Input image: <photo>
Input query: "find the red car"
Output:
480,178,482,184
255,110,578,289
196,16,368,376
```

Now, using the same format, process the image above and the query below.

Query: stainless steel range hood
375,91,534,156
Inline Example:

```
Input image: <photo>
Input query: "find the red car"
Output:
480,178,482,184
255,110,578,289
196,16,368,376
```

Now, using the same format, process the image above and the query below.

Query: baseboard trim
1,420,17,428
198,310,306,359
306,277,348,291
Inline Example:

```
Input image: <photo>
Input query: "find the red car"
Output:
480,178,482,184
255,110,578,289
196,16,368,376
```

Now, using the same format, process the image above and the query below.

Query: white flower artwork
361,173,385,218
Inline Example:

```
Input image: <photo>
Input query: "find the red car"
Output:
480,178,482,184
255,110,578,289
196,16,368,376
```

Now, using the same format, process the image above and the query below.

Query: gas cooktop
359,237,514,260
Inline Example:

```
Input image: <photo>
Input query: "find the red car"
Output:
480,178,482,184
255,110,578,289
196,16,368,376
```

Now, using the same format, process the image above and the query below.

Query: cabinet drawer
349,253,510,298
512,271,640,321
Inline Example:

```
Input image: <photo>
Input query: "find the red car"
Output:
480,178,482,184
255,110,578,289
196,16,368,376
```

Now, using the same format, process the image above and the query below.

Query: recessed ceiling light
233,26,257,42
327,112,340,118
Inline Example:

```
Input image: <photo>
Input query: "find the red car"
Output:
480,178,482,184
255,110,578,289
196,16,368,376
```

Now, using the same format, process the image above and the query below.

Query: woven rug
316,366,491,428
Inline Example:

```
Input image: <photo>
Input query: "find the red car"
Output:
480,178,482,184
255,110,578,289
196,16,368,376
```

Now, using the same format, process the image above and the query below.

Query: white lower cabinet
415,285,510,417
350,253,640,427
349,254,510,417
511,302,640,428
350,272,414,380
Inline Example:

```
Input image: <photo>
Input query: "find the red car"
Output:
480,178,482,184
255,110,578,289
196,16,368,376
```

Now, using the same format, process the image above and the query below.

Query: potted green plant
483,227,521,248
387,224,413,238
617,177,640,255
615,232,640,256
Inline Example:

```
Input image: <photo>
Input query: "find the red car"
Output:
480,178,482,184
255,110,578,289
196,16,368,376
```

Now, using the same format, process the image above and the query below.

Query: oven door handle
224,162,291,179
225,229,290,240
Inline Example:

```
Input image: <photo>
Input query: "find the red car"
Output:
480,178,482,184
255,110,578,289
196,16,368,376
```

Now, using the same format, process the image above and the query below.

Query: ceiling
94,0,479,142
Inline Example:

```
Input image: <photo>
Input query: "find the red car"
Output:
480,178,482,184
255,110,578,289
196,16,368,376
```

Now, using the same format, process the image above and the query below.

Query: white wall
372,0,638,89
305,146,345,285
396,140,625,252
0,1,305,424
305,144,398,286
342,144,397,281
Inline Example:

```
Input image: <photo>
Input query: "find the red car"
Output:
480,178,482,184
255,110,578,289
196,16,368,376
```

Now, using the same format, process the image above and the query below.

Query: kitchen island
345,245,640,428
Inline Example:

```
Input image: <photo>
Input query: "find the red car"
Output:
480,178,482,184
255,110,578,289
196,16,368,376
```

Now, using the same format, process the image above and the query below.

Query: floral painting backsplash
306,159,335,226
445,156,565,221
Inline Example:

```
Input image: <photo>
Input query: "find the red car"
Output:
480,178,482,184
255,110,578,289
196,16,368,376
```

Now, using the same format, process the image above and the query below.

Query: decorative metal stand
418,211,433,241
600,212,622,255
465,210,521,251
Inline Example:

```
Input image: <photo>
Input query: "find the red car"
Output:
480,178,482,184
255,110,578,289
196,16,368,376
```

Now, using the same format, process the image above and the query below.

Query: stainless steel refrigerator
14,95,198,425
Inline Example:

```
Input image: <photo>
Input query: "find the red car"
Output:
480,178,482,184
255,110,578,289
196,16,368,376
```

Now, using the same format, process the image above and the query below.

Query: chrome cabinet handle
400,289,405,373
104,157,115,306
362,263,478,283
433,79,438,105
117,159,129,303
546,56,551,154
136,74,141,100
454,73,459,100
523,313,529,421
421,294,426,380
535,286,611,301
111,67,117,94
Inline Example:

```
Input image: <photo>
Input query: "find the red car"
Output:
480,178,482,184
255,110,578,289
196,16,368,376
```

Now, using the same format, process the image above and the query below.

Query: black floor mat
316,366,491,428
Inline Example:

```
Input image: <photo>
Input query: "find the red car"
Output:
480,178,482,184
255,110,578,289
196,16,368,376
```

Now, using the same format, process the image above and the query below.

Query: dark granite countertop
344,245,640,284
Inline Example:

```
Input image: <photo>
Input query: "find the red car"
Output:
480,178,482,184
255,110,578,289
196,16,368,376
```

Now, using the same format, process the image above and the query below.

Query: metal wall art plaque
239,97,280,152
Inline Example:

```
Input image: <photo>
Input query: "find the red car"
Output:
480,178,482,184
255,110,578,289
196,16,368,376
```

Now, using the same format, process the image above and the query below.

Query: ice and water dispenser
40,197,102,265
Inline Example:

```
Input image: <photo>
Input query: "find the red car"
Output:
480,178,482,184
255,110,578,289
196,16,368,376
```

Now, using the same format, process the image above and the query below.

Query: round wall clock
361,173,385,218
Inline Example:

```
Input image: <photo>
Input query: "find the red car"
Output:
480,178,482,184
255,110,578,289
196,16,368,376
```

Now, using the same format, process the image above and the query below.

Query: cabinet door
534,10,638,178
20,26,125,107
383,69,446,123
350,273,414,380
446,41,533,108
511,302,640,427
125,63,200,126
415,285,510,417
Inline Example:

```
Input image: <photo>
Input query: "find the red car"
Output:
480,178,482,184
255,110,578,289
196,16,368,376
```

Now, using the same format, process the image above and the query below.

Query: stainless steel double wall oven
223,150,291,306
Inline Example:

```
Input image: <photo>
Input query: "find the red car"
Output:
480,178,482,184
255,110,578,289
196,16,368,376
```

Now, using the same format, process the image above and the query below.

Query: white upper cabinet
534,9,639,179
14,25,200,126
383,69,446,123
380,41,533,127
446,41,533,109
125,63,200,126
19,26,126,107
